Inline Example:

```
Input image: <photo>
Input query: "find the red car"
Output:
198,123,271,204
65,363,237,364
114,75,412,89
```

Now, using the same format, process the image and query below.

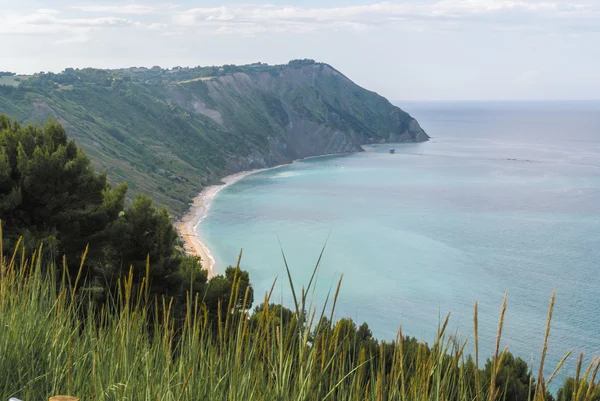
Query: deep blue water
201,101,600,384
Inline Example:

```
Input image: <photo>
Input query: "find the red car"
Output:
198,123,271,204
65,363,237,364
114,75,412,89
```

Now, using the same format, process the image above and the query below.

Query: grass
1,231,599,400
0,75,30,87
177,77,217,84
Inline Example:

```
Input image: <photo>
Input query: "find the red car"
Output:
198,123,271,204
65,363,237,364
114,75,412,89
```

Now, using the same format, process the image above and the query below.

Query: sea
200,101,600,384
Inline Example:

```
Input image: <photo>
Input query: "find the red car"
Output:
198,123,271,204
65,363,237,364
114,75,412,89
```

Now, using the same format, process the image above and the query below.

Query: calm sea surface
201,101,600,383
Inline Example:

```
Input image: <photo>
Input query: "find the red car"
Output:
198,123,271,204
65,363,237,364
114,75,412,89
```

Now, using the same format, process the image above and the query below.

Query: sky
1,0,599,101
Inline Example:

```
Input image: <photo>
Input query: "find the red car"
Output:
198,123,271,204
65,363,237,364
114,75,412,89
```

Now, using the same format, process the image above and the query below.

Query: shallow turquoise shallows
200,101,600,383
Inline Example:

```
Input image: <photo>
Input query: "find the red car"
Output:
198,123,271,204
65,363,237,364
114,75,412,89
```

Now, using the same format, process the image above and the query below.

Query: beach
176,153,350,276
176,167,282,276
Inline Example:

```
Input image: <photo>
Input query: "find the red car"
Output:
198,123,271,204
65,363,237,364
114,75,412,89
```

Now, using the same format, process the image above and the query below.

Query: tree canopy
0,114,253,310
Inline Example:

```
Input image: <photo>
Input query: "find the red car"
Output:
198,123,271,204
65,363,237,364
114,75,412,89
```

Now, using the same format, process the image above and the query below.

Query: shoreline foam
175,151,358,276
175,166,283,276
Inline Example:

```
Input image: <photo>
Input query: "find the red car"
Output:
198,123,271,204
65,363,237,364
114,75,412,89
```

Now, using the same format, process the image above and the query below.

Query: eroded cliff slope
0,60,428,214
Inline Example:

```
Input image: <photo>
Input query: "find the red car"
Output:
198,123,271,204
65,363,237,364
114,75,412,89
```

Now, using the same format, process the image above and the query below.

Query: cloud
2,1,599,40
70,4,158,15
136,22,168,30
36,8,60,15
145,22,168,30
171,1,600,35
62,17,134,27
0,9,136,36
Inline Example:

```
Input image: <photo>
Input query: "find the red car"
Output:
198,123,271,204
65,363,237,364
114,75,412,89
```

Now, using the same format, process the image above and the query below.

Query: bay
200,101,600,384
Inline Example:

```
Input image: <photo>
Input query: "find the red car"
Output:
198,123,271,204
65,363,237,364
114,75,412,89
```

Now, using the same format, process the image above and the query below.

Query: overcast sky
1,0,598,100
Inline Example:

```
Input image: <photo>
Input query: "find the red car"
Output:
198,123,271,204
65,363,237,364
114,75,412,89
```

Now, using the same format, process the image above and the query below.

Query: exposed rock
167,62,429,176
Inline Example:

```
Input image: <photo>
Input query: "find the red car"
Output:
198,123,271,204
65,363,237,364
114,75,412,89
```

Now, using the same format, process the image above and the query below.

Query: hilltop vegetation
0,60,428,215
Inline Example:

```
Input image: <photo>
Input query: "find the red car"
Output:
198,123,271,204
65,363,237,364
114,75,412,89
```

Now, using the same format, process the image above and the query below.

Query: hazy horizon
2,0,599,102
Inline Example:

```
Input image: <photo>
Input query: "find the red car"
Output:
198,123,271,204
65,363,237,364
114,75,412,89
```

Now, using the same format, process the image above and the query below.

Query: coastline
176,151,360,276
175,166,284,277
175,147,411,276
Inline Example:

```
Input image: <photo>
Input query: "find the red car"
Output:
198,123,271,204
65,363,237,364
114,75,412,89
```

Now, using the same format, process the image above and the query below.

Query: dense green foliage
0,115,251,310
0,238,598,401
0,60,426,215
557,377,600,401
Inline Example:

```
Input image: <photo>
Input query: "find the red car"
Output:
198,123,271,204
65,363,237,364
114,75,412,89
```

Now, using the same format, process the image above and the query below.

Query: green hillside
0,60,428,215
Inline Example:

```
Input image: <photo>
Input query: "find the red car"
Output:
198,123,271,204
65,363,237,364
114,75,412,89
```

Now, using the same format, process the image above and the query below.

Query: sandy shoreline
175,152,354,276
175,166,283,277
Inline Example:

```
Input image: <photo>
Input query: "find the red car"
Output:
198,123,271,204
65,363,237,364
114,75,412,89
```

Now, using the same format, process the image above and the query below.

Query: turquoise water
201,101,600,383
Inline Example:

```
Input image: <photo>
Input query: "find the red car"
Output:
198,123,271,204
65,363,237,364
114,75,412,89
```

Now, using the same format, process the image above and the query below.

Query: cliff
0,60,428,215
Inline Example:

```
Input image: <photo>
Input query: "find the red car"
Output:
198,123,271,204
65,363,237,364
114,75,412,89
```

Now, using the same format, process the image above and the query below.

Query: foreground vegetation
1,235,599,401
0,114,251,313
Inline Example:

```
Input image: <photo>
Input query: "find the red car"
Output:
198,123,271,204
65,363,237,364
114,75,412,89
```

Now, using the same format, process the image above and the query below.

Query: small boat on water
389,148,395,154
